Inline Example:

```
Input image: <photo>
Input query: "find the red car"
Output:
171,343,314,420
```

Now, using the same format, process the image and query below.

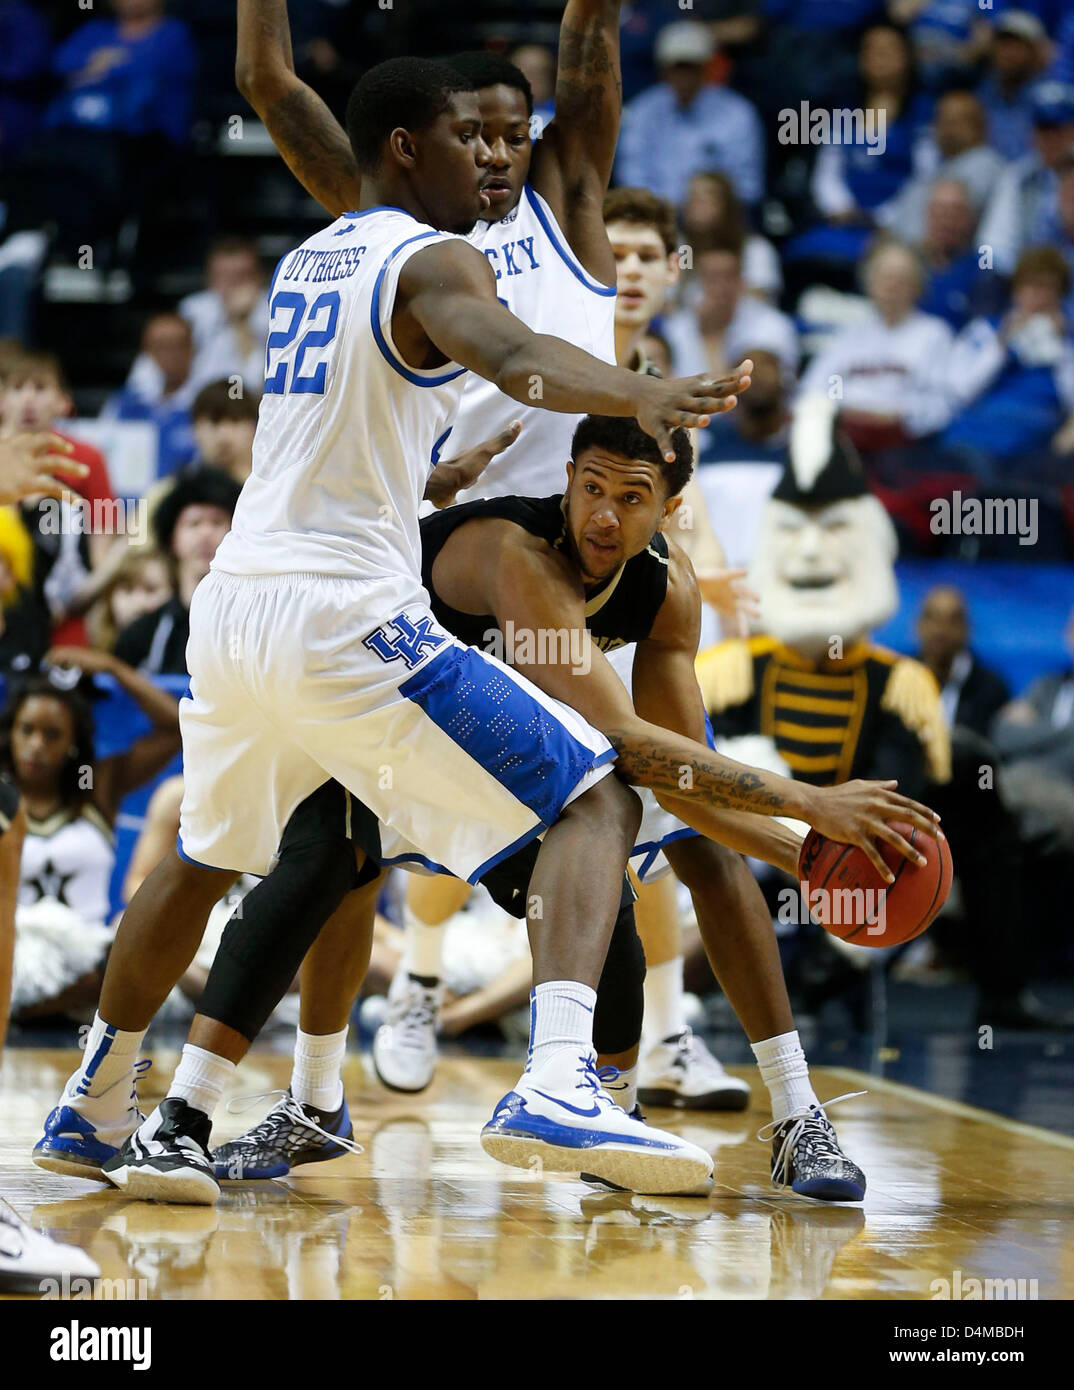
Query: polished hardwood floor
2,1049,1072,1300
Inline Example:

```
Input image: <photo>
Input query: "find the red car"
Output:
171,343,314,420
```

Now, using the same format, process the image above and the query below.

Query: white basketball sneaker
481,1049,714,1194
0,1199,101,1293
638,1028,751,1111
372,967,443,1093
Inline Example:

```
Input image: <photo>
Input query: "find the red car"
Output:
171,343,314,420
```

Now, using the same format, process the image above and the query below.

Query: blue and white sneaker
211,1090,362,1180
759,1092,867,1203
480,1051,714,1195
33,1061,150,1180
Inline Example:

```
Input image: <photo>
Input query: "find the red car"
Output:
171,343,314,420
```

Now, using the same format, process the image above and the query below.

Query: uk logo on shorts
362,612,447,669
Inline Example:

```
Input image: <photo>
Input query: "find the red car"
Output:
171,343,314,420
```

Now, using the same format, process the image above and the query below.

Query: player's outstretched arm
402,241,749,461
483,538,941,881
236,0,360,217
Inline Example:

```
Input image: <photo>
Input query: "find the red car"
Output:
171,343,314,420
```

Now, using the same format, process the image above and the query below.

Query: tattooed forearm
607,729,798,816
262,86,360,217
555,10,623,127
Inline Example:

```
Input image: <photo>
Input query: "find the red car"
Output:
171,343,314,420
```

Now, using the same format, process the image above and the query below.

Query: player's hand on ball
636,360,752,462
0,433,86,504
804,780,942,884
424,420,522,509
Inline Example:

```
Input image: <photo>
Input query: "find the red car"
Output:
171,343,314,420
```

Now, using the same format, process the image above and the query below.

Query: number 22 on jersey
264,290,341,395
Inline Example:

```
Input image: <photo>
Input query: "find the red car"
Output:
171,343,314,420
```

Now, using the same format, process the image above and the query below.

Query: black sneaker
212,1090,361,1180
759,1092,866,1203
103,1098,220,1206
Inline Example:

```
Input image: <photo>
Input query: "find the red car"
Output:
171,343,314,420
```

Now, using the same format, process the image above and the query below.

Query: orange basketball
796,821,953,947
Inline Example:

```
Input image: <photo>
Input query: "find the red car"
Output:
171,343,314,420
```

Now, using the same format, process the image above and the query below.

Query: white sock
291,1026,347,1111
601,1062,638,1113
644,957,685,1044
64,1013,145,1116
167,1044,236,1120
527,980,596,1071
751,1030,818,1123
405,918,444,982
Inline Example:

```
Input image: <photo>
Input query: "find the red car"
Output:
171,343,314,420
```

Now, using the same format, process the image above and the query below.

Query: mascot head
748,396,899,659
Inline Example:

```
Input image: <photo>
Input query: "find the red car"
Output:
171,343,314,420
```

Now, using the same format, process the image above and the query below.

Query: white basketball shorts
177,570,614,881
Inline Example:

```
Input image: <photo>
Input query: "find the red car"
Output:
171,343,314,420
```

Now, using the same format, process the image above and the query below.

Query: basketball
797,821,954,947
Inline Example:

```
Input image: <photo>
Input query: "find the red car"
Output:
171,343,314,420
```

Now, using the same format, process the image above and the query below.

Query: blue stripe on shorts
399,644,613,828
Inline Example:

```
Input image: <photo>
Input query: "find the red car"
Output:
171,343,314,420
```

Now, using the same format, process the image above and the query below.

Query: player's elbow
235,58,291,108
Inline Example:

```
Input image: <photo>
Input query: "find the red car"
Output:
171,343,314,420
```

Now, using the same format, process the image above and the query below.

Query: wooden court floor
2,1049,1072,1300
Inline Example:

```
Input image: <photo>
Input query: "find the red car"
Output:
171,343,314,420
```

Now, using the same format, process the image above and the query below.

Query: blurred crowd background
2,0,1074,1048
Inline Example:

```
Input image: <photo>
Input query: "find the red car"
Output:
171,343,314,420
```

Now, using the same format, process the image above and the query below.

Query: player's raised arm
235,0,360,217
400,240,748,461
538,1,623,195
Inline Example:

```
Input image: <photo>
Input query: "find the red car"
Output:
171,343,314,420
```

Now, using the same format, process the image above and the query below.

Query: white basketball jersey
213,209,469,590
18,805,114,928
447,183,618,502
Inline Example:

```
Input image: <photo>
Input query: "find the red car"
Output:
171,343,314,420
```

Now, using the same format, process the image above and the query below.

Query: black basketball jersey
419,494,670,654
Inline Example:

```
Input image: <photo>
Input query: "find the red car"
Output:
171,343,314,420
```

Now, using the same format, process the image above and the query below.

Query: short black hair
153,465,242,555
345,56,474,173
192,379,260,425
570,415,694,497
449,51,534,115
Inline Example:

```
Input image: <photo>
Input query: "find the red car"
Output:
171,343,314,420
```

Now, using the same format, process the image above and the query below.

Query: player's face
11,696,75,792
564,450,671,583
475,84,533,220
416,94,491,233
2,375,70,432
607,222,677,329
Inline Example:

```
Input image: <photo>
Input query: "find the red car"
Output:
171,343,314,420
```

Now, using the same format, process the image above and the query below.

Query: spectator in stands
788,23,933,272
976,9,1051,161
0,772,21,1046
0,658,179,1021
179,238,271,397
890,0,991,91
690,346,789,566
0,0,197,261
747,0,885,118
916,178,997,329
604,186,681,374
0,351,115,570
102,312,198,480
113,465,239,676
0,351,121,649
942,245,1074,471
617,1,761,103
509,43,555,131
87,546,173,655
916,585,1011,736
979,80,1074,275
616,20,765,207
638,330,672,377
663,238,799,383
799,238,955,454
190,380,259,486
882,90,1006,244
1031,153,1074,322
680,170,782,301
0,0,52,160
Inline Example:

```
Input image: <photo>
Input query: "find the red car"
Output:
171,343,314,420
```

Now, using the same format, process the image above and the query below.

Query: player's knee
276,834,359,910
569,775,642,847
667,835,740,894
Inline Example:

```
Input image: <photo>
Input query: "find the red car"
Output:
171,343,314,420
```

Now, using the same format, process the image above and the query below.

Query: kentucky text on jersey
279,245,368,284
482,236,541,280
